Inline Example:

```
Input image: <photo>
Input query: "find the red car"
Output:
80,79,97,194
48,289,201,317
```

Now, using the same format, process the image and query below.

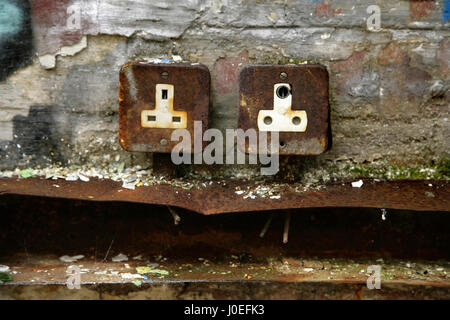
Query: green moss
436,158,450,178
348,158,450,180
0,272,12,283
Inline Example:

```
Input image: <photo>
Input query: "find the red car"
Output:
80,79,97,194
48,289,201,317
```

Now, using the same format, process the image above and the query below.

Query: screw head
280,72,288,80
161,71,169,79
160,139,168,146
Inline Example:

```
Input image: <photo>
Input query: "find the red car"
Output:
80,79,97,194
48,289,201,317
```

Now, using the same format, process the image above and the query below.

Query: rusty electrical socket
119,62,210,153
238,64,330,155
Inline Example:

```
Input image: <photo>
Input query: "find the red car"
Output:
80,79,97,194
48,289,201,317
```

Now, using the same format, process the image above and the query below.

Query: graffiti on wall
0,0,33,81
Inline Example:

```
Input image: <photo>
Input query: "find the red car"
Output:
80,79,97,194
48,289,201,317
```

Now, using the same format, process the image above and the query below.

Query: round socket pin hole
292,116,301,125
276,85,290,99
280,141,286,148
264,116,273,125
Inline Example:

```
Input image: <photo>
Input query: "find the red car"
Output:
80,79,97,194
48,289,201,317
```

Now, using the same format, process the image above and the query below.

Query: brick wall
0,0,448,180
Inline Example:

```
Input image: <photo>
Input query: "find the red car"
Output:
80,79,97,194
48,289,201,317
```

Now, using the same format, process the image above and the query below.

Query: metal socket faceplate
119,62,210,153
238,64,330,155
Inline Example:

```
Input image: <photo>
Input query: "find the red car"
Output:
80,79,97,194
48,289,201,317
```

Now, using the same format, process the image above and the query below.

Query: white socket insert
141,84,187,129
257,83,308,132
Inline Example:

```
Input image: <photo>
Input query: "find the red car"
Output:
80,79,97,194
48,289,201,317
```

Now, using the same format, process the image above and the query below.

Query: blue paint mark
0,1,23,39
444,0,450,22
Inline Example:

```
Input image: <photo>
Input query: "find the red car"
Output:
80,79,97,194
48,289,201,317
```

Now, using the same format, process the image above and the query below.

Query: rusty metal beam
1,254,449,300
0,178,448,214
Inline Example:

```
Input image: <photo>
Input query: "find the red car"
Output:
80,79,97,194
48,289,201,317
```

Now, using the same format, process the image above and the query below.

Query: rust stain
437,39,450,77
377,42,432,118
378,42,408,66
277,274,313,282
214,50,249,95
331,50,366,73
315,2,331,17
355,284,363,300
330,50,366,97
410,0,436,20
314,1,342,17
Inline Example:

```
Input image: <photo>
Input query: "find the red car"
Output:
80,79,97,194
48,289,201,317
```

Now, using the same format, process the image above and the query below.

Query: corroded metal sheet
119,62,210,153
238,65,330,155
0,178,448,214
1,254,450,300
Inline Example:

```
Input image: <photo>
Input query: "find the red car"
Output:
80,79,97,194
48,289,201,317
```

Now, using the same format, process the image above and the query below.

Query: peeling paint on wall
30,0,96,55
39,36,88,69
